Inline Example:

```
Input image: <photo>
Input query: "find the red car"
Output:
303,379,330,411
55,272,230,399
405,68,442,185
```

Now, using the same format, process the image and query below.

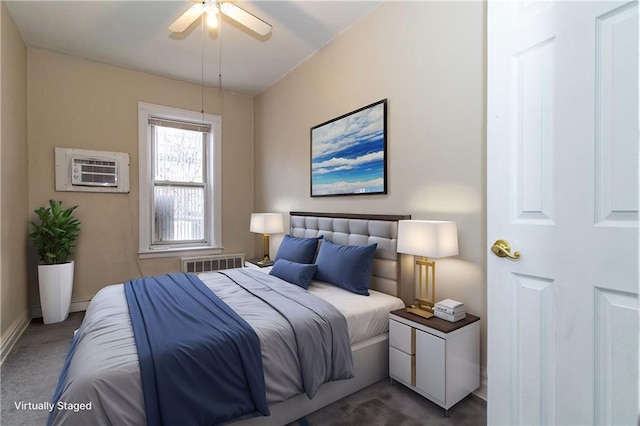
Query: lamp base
406,306,434,319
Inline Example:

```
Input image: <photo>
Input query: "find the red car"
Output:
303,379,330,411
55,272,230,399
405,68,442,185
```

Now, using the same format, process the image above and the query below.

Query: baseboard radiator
181,253,245,274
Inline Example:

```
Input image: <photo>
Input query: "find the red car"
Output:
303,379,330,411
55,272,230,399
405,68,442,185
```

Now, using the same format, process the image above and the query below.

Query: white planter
38,261,74,324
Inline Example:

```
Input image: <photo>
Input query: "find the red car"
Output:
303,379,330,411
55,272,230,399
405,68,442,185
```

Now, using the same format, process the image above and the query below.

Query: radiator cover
181,254,245,273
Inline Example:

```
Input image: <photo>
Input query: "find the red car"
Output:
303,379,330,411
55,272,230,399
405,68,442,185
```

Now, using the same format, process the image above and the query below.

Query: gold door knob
491,239,521,260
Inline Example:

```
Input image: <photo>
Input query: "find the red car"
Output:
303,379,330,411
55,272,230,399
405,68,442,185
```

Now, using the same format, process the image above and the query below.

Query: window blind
149,117,210,133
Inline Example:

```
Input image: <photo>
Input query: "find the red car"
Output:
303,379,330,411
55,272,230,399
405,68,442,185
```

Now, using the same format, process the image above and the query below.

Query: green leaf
29,200,80,264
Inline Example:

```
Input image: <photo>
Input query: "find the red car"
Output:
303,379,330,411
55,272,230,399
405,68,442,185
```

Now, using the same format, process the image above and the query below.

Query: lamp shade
397,220,459,258
250,213,284,234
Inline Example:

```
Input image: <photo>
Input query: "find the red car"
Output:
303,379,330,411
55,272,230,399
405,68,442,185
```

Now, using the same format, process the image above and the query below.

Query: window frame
138,102,222,259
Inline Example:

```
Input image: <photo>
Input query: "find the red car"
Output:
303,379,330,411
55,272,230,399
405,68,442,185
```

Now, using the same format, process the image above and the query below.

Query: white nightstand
244,259,273,271
245,258,273,268
389,309,480,415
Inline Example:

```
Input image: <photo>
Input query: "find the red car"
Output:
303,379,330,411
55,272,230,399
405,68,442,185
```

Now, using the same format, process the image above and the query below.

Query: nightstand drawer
389,346,414,385
389,319,415,354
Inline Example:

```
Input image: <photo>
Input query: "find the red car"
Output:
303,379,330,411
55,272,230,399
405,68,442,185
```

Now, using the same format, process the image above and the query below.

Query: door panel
512,38,555,224
511,273,555,425
595,289,639,425
595,3,639,225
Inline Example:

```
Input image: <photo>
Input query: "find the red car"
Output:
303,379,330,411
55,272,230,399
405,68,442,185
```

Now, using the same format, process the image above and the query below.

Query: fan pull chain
218,3,223,96
200,7,205,122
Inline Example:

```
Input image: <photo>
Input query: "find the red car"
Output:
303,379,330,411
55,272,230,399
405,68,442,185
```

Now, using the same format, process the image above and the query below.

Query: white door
487,1,639,425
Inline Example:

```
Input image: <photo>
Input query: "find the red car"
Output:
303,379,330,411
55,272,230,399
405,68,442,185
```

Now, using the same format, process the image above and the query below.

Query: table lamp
250,213,284,264
397,220,459,318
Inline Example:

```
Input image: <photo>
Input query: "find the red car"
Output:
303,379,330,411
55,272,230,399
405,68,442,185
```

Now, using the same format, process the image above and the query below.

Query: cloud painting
311,100,387,196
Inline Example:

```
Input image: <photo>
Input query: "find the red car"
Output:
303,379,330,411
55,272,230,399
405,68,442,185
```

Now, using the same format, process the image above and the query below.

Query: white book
434,310,466,322
436,298,464,310
434,305,466,315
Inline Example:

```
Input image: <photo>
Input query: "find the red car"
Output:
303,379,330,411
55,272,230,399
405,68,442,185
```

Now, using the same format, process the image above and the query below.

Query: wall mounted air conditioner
55,148,130,193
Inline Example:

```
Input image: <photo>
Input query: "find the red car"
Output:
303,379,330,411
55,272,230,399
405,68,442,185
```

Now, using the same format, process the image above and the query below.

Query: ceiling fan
169,0,272,36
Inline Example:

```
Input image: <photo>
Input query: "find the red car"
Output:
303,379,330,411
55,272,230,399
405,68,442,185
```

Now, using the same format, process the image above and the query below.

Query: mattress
307,281,404,344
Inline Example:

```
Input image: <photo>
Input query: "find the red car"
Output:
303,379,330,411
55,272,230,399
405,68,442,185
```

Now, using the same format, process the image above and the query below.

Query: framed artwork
310,99,387,197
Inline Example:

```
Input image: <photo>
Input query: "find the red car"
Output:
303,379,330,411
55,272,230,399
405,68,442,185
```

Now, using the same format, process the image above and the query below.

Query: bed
49,212,412,425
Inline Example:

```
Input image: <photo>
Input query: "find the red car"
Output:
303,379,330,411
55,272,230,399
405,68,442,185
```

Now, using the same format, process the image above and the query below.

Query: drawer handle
411,328,416,386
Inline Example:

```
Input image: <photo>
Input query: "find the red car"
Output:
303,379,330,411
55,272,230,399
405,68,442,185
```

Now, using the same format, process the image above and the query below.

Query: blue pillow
269,259,318,290
275,234,323,264
314,240,377,296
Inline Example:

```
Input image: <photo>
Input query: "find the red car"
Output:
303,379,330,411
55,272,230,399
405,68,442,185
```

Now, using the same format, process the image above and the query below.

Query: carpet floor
1,313,486,425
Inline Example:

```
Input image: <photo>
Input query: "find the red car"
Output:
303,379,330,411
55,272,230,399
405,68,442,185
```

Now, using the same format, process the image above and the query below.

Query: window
138,102,221,258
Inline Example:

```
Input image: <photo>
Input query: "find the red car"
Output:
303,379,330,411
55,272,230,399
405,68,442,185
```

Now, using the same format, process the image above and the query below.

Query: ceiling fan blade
220,2,272,36
169,3,205,33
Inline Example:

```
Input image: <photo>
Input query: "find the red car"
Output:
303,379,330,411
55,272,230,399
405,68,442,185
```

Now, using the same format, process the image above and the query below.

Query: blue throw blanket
124,272,269,426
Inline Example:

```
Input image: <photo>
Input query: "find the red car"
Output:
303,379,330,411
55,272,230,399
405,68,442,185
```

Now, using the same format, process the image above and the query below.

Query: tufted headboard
289,211,413,305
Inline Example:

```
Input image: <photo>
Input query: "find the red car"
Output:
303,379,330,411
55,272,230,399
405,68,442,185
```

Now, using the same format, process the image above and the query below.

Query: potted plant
29,199,80,324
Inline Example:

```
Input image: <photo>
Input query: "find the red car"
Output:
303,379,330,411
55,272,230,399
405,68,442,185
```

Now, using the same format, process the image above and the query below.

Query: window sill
138,246,223,260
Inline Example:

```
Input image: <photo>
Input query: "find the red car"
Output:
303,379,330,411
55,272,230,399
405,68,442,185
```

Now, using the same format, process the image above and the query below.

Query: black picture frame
310,99,387,197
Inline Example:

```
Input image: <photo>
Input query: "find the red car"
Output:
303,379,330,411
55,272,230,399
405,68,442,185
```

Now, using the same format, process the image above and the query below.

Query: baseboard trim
0,311,31,365
473,366,487,401
31,298,91,318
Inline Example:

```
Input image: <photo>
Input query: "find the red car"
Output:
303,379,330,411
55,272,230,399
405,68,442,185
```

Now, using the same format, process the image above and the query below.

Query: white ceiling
6,1,381,95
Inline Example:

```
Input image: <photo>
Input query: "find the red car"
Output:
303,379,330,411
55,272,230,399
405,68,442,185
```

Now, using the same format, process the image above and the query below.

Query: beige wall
27,49,255,305
1,2,29,338
254,2,487,370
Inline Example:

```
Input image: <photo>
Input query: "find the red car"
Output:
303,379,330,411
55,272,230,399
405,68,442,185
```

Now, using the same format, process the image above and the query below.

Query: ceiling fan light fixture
220,2,272,36
206,7,219,28
169,0,272,36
